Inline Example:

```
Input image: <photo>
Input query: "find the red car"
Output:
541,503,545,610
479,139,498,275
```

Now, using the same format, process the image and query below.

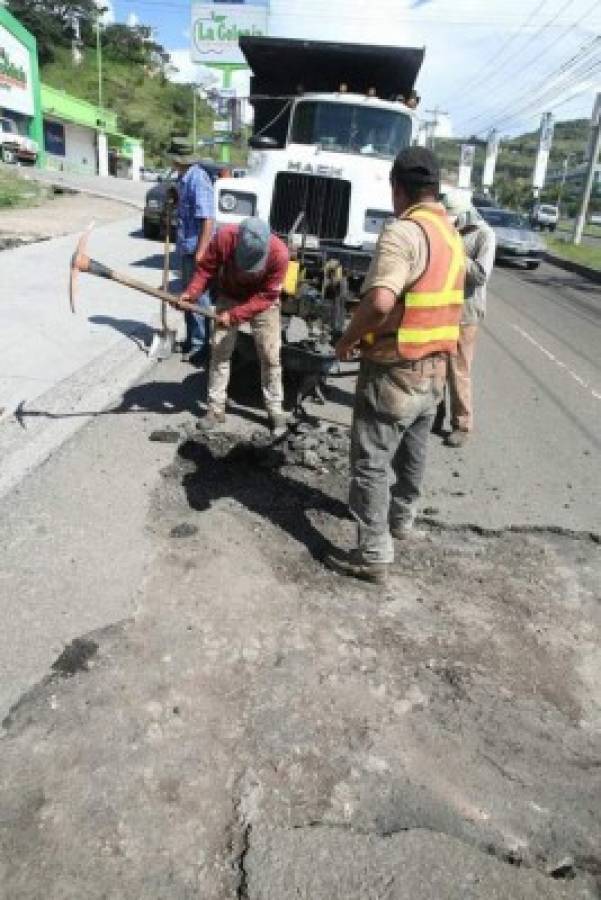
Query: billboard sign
191,2,268,65
0,24,34,117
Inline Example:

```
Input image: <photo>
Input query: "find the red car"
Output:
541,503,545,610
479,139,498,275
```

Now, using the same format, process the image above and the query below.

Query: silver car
478,207,545,270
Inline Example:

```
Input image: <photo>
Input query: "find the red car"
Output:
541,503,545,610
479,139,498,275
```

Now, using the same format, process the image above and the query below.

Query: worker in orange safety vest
326,146,466,583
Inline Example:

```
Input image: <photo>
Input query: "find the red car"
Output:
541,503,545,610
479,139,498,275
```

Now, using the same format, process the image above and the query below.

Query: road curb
543,251,601,284
0,338,155,500
24,172,144,212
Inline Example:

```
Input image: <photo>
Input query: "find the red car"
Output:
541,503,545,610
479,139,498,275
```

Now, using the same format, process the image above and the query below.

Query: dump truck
215,36,425,408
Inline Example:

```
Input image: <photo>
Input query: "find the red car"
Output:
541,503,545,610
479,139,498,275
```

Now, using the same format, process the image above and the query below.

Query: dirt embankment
0,190,135,250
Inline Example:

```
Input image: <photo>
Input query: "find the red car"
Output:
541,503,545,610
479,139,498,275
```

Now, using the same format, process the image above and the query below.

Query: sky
107,0,601,137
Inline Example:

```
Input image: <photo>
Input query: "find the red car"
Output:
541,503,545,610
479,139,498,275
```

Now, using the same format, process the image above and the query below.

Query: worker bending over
179,217,289,434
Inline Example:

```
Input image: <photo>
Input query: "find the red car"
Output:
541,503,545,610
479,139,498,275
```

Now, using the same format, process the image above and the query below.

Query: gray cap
235,217,271,273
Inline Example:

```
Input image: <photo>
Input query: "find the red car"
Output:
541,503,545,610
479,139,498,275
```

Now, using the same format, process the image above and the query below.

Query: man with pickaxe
177,217,289,434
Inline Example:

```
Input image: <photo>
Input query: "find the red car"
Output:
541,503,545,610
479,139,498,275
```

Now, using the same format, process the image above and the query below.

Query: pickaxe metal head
69,223,95,314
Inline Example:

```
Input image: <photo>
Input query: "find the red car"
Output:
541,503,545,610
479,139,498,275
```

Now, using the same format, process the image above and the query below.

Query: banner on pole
458,144,475,189
532,113,554,190
482,130,500,189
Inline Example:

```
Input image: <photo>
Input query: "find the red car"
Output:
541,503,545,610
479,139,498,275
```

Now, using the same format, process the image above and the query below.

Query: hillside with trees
436,119,595,214
6,0,214,162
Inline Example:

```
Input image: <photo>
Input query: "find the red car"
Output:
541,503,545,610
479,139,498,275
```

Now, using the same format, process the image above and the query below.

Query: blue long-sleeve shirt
176,164,215,256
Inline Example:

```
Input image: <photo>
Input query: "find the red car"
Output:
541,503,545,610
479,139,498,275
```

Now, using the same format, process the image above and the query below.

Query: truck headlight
218,191,256,216
364,209,393,235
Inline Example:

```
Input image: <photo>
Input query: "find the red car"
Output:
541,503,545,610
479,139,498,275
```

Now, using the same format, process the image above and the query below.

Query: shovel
149,201,178,360
69,226,215,323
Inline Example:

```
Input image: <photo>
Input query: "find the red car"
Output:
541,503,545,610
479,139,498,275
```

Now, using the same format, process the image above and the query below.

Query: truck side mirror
248,135,279,150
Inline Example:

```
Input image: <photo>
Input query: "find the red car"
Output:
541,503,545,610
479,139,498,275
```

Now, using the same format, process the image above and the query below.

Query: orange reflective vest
364,203,466,361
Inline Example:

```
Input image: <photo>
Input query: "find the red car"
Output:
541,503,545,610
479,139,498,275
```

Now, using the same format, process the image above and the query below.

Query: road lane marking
511,324,601,402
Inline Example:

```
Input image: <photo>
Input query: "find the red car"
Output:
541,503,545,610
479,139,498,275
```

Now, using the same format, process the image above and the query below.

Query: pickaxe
69,226,215,323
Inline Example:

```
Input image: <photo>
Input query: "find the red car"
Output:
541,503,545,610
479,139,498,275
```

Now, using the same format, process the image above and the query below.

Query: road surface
0,253,599,898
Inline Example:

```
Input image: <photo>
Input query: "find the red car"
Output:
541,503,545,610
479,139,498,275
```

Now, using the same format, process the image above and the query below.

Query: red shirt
185,224,289,325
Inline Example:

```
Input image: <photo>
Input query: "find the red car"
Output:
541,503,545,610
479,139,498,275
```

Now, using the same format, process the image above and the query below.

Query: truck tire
526,261,540,270
142,217,159,239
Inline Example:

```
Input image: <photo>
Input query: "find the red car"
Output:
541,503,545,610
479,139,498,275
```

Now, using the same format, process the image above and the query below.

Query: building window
44,120,65,156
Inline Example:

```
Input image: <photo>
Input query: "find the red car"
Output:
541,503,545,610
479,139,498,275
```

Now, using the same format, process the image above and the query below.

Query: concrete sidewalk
0,216,183,497
24,168,149,210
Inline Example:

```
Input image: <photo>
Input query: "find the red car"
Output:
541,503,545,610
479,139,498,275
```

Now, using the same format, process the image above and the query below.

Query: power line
447,0,581,106
455,28,601,133
473,44,601,133
472,54,601,134
437,0,551,103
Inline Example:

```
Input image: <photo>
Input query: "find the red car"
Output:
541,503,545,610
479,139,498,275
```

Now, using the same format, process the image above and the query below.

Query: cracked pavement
1,261,600,898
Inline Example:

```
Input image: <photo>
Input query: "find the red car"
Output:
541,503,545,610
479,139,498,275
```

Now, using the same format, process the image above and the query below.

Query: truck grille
270,172,351,241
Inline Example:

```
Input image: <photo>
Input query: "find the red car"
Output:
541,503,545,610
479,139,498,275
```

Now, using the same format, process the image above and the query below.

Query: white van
530,204,559,231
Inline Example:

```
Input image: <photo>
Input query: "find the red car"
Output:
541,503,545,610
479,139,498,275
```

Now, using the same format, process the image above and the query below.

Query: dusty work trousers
448,324,478,432
208,304,283,415
350,357,446,564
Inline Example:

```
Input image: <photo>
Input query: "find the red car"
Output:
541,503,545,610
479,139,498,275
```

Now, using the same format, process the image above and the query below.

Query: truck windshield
290,101,412,159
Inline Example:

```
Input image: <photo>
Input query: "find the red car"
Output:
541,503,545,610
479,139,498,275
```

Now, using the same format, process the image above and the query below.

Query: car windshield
480,209,529,229
290,101,412,159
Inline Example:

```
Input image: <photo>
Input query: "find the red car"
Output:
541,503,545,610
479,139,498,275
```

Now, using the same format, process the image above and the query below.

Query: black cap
390,146,440,186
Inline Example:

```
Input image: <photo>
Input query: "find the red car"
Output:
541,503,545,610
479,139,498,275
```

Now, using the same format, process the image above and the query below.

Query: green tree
6,0,104,64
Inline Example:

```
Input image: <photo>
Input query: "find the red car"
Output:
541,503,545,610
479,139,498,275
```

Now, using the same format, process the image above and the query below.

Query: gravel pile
195,421,351,474
270,421,350,472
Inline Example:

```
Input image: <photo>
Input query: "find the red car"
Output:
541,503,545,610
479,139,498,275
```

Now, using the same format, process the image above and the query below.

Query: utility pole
573,93,601,245
424,106,448,149
556,153,573,211
192,86,197,153
96,16,103,109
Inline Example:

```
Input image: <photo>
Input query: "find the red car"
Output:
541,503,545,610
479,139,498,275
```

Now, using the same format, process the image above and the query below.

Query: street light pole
192,86,197,154
556,154,572,211
96,16,103,109
573,93,601,245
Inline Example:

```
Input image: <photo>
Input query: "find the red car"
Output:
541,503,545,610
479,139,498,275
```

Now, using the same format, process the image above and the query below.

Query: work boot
390,522,427,541
268,411,287,436
324,549,388,584
196,409,226,431
445,429,469,448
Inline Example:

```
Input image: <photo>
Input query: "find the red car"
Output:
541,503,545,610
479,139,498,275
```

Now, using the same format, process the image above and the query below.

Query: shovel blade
148,329,176,361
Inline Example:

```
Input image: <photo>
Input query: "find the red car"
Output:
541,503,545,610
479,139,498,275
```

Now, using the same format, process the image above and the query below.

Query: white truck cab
215,37,424,299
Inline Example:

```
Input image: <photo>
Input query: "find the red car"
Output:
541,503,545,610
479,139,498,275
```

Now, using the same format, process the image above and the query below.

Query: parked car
142,160,231,240
530,203,559,231
0,116,38,165
478,207,546,270
140,166,162,182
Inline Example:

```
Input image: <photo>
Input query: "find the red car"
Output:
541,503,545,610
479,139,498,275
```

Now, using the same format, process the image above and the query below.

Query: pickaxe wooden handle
69,226,215,319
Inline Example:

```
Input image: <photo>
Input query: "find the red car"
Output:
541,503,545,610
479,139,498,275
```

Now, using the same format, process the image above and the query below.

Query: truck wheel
142,217,159,239
526,262,540,270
